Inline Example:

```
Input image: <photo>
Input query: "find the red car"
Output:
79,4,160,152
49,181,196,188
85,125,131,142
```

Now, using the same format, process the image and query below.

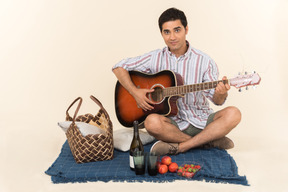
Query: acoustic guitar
115,70,261,127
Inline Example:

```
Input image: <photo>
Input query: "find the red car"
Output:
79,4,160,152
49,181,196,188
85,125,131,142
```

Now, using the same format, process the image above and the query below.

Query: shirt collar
164,41,192,59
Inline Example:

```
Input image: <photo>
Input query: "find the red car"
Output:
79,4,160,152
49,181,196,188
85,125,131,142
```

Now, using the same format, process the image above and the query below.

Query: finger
145,97,156,105
219,80,229,90
142,106,147,111
216,82,225,91
142,98,154,109
225,83,230,90
215,87,223,94
216,83,226,94
144,102,154,110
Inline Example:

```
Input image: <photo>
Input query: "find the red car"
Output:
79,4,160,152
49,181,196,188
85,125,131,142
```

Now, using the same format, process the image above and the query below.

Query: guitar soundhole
148,85,164,103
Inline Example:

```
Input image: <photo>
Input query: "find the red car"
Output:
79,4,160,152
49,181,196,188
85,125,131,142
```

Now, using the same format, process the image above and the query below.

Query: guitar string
163,80,227,97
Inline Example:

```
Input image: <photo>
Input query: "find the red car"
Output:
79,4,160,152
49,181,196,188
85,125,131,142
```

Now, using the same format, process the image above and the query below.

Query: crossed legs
144,106,241,153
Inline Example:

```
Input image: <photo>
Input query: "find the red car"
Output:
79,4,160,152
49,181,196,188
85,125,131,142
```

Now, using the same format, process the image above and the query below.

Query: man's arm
113,67,155,111
113,67,137,95
212,76,230,105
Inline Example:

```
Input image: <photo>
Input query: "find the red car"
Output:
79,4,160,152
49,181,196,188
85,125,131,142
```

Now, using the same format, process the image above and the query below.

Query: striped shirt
113,41,221,130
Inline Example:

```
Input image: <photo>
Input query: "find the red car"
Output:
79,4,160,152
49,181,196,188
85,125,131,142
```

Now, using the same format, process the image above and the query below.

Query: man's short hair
158,8,188,32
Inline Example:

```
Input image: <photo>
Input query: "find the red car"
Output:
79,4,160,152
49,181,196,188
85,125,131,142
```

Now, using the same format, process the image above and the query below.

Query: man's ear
185,26,189,35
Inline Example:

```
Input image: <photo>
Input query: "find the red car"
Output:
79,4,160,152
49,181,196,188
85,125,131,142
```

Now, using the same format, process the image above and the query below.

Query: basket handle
66,97,83,123
90,95,111,121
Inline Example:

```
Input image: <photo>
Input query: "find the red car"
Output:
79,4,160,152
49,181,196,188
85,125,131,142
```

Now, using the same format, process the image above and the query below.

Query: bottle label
130,155,134,169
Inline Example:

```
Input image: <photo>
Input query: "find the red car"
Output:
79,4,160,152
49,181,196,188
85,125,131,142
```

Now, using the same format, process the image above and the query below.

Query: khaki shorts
170,113,216,137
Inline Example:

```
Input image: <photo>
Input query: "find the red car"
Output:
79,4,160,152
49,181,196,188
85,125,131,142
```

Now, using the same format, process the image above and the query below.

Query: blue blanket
45,141,248,185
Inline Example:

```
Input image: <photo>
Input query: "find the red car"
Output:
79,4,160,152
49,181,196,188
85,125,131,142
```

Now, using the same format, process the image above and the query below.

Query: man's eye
164,31,170,35
175,29,180,33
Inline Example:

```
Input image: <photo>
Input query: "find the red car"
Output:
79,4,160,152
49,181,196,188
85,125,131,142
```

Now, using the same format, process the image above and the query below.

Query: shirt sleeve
202,58,221,105
112,50,159,73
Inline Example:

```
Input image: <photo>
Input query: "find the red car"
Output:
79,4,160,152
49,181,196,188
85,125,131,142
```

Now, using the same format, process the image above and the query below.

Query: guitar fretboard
163,80,229,97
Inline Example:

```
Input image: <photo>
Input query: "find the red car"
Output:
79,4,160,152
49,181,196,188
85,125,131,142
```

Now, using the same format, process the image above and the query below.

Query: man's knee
224,106,241,127
144,114,163,135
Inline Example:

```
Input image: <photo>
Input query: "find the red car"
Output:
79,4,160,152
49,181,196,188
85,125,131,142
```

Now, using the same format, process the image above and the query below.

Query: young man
112,8,241,155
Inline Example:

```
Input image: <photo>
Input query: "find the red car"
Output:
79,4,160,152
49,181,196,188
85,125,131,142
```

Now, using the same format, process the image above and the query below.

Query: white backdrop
1,0,287,192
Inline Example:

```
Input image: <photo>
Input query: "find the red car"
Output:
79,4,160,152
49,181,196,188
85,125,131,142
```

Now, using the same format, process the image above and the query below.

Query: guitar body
115,70,183,127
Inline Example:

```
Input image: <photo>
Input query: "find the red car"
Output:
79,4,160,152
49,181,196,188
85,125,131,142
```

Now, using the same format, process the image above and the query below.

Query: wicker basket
65,95,113,163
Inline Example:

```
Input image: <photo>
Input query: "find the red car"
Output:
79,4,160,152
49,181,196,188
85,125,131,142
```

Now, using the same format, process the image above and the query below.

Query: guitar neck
163,79,229,97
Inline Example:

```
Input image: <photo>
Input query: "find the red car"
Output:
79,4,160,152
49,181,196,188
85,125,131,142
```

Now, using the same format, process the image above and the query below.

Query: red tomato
158,164,168,174
161,156,172,166
168,162,179,173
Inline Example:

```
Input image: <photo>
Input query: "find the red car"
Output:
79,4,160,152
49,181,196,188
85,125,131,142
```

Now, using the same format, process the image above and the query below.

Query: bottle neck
133,125,139,137
133,121,139,138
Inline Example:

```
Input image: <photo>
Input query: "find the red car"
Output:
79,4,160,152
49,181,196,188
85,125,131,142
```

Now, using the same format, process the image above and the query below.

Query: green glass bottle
129,121,144,170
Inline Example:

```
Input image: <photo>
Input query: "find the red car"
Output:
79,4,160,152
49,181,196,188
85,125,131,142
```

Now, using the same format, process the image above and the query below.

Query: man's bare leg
145,106,241,153
144,114,192,143
178,106,241,152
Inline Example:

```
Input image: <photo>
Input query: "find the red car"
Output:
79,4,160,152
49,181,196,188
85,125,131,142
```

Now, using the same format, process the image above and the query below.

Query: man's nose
169,32,176,40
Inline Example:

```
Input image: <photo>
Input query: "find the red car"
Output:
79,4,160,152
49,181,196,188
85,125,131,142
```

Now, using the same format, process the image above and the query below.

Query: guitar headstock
230,72,261,91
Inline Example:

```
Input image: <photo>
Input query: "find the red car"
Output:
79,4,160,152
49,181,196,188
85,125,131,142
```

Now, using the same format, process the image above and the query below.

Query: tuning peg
245,71,248,75
238,88,242,92
246,86,249,90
